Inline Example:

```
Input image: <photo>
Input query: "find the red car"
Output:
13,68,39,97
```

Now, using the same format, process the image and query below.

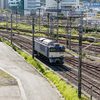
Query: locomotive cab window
60,48,65,51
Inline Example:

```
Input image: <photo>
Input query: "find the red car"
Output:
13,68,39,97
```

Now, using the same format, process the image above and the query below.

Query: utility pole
95,23,97,42
66,15,69,48
78,11,83,99
50,15,54,39
69,16,71,50
6,12,7,31
11,10,12,44
84,22,86,34
47,13,50,37
38,8,41,31
54,0,62,43
57,2,59,42
16,8,17,32
32,11,35,59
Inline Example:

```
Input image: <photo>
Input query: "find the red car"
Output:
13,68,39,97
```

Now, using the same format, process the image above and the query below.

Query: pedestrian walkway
0,42,62,100
0,86,22,100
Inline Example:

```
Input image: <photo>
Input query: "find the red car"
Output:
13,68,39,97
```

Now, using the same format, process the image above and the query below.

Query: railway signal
90,86,93,100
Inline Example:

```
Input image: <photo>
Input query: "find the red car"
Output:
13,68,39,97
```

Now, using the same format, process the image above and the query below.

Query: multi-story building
8,0,19,9
46,0,61,12
36,0,40,8
8,0,40,10
46,0,79,12
0,0,8,10
24,0,36,10
8,0,40,15
61,0,79,12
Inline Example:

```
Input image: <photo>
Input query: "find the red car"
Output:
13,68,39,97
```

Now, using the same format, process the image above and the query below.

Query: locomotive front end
48,43,65,64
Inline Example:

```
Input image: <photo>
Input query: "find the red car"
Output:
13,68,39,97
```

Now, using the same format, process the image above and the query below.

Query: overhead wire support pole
47,13,50,37
11,9,12,45
57,2,59,43
16,8,17,32
6,12,7,31
85,21,86,34
69,16,71,50
54,0,62,43
66,15,69,48
95,23,97,43
39,8,40,31
32,11,35,59
78,11,83,99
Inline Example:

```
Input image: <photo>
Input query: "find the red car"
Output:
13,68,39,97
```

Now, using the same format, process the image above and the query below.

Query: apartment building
0,0,8,9
46,0,79,12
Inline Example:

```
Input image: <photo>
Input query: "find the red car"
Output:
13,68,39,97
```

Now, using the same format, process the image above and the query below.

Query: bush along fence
0,38,89,100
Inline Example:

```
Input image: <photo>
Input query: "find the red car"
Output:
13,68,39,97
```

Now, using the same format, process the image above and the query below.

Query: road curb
0,67,27,100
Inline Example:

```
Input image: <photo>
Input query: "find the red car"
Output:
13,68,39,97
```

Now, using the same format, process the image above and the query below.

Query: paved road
0,42,62,100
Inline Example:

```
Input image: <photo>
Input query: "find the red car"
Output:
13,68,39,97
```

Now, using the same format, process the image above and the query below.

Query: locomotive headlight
50,48,56,52
60,48,65,51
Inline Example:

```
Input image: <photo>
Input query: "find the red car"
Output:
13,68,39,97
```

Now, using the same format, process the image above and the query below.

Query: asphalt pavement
0,42,62,100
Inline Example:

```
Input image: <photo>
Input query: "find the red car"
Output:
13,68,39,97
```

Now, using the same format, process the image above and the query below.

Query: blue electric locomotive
34,37,65,64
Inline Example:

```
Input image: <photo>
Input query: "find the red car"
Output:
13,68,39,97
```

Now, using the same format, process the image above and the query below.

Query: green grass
0,24,100,46
0,71,11,78
59,37,100,45
0,38,89,100
0,22,6,27
1,21,100,41
65,49,79,57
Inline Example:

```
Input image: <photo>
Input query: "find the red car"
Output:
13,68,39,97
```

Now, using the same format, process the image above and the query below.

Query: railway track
0,31,100,99
59,40,100,53
2,29,100,54
65,57,100,98
0,26,100,42
54,64,100,99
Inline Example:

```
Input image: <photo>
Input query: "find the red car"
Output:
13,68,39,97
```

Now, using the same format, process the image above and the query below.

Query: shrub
82,53,86,57
0,38,3,42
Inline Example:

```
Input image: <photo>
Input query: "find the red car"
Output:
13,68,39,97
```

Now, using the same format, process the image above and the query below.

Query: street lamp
54,0,62,43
